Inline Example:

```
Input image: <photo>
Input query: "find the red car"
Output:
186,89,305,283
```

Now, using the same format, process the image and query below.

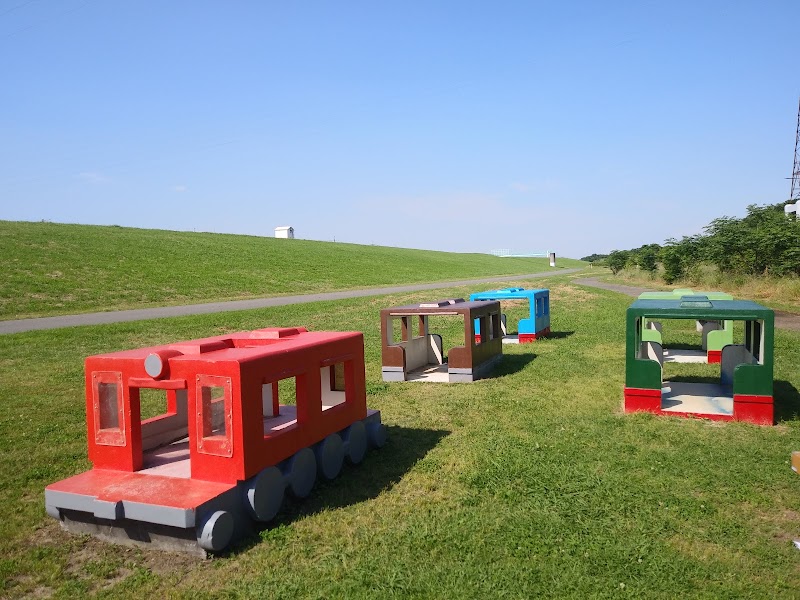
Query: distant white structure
274,226,295,239
785,202,798,218
489,249,554,260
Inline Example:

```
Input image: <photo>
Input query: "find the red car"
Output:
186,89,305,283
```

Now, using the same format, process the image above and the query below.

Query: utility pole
791,96,800,202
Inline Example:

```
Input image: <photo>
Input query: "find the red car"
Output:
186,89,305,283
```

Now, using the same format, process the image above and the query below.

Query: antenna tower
791,96,800,201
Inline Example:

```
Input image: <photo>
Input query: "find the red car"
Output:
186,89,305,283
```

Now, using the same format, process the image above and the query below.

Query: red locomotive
45,327,386,556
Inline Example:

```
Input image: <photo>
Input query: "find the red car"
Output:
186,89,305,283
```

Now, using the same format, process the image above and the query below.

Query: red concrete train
45,327,386,556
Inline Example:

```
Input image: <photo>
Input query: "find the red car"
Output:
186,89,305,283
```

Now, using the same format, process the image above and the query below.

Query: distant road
0,269,583,334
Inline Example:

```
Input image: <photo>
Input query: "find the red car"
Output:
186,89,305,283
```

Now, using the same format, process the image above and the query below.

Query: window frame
195,374,234,458
91,371,126,447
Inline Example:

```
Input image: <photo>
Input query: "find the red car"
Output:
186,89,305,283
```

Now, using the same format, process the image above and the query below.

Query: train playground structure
624,294,775,425
45,327,387,556
468,287,551,344
380,299,503,382
638,289,733,364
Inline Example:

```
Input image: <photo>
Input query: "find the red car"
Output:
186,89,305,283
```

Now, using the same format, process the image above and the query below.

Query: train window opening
276,377,298,406
261,375,302,436
388,317,405,344
662,359,720,385
202,386,227,437
137,388,190,452
747,320,764,362
98,382,121,430
501,300,525,333
659,318,705,351
478,315,489,343
478,315,495,343
139,388,168,421
427,315,466,362
92,372,126,446
321,361,348,410
262,382,279,418
196,375,233,457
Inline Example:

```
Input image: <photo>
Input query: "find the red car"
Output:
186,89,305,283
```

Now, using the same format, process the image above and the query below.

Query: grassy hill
0,221,585,319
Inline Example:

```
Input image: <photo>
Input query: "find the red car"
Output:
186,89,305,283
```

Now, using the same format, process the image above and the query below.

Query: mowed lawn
0,221,582,320
2,274,800,598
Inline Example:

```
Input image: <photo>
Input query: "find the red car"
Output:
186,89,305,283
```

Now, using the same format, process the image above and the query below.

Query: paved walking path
575,277,800,332
0,269,582,334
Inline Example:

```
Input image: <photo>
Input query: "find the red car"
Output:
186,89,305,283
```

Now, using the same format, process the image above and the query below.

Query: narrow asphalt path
575,277,800,332
1,268,582,334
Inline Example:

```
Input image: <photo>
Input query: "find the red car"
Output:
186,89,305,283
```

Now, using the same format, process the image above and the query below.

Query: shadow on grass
231,426,450,554
493,353,537,377
544,330,574,340
774,380,800,422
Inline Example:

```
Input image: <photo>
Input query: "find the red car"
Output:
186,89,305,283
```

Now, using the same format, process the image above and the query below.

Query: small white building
274,226,295,239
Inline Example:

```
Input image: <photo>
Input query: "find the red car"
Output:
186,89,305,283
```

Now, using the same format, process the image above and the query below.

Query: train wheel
344,421,367,465
367,421,388,448
197,510,234,553
244,466,285,522
315,433,344,480
286,447,316,499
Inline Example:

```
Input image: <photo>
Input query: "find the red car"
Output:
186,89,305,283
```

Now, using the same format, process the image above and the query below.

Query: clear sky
1,1,798,259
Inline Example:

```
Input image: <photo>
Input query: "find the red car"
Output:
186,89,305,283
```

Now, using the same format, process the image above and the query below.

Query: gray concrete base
46,411,385,556
465,353,503,382
381,368,406,382
383,353,503,383
59,509,213,558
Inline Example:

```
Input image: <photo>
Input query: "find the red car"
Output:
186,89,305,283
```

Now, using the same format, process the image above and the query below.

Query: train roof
380,298,500,315
627,296,773,321
87,328,363,363
469,287,548,301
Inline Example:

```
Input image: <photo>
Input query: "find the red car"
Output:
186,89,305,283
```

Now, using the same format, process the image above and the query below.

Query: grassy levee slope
2,274,800,598
0,220,584,320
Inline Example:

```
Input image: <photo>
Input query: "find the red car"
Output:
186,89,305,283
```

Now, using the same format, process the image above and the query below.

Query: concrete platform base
382,354,502,383
407,364,450,382
661,382,733,416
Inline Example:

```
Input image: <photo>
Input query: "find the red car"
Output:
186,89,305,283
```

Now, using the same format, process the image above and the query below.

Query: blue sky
1,1,798,259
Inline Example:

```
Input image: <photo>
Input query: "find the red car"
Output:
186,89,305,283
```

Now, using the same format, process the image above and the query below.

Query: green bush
607,250,629,274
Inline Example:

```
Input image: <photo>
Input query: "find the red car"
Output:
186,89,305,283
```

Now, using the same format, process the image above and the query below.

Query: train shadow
232,426,450,553
493,353,537,377
775,380,800,423
507,330,573,340
545,330,574,340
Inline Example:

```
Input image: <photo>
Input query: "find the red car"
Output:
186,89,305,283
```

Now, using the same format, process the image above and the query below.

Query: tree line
594,201,800,284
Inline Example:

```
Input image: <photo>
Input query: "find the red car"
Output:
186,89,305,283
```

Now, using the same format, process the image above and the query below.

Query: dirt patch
551,283,596,303
775,311,800,332
14,520,203,597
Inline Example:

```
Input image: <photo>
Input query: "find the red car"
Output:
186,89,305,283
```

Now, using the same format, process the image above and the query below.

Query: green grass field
0,221,583,320
2,272,800,598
